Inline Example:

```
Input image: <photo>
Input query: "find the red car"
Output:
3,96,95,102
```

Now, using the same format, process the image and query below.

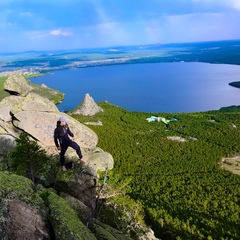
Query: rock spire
71,93,104,116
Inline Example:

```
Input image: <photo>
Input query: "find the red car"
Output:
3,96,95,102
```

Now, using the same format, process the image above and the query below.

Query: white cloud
0,21,17,29
228,0,240,10
19,11,32,17
49,29,73,36
190,0,240,11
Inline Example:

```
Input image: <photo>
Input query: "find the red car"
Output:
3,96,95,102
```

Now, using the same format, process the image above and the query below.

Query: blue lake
30,62,240,113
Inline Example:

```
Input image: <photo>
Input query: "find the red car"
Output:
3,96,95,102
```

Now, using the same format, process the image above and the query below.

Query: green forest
73,102,240,240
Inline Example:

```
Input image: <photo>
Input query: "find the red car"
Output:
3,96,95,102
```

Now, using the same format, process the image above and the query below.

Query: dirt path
222,156,240,175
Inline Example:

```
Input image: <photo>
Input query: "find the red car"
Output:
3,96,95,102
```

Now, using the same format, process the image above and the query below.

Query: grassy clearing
0,76,10,101
222,157,240,175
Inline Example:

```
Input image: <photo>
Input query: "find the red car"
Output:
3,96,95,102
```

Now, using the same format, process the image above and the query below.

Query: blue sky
1,0,240,53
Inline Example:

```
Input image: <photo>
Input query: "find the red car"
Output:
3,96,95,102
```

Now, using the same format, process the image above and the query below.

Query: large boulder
0,119,22,138
9,92,98,150
71,93,104,116
4,74,31,96
54,164,98,210
11,111,98,149
12,92,59,112
3,199,51,240
0,172,96,240
0,172,50,240
61,193,133,239
45,189,97,240
0,134,16,156
0,95,25,122
85,147,114,171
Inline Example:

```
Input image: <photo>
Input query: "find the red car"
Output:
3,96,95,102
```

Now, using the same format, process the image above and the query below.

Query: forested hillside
73,102,240,240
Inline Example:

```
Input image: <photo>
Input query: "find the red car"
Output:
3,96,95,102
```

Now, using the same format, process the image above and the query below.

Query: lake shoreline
30,62,240,113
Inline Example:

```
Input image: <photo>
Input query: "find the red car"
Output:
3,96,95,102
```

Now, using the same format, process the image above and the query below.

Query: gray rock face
12,111,98,149
0,119,22,138
12,92,59,112
0,134,16,155
86,147,114,171
71,93,104,116
54,165,98,210
0,95,25,122
3,199,50,240
4,74,31,96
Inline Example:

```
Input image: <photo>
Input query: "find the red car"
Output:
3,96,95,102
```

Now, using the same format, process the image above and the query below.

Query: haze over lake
30,62,240,113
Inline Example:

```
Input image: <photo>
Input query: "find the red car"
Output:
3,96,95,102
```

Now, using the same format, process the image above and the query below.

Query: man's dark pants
60,141,82,166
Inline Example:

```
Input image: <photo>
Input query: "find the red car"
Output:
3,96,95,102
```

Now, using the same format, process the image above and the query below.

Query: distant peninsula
229,81,240,89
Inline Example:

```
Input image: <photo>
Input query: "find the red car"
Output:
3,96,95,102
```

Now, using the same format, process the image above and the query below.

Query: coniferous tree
10,132,49,183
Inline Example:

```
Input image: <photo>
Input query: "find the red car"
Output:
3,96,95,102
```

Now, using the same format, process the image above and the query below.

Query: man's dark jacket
54,121,74,147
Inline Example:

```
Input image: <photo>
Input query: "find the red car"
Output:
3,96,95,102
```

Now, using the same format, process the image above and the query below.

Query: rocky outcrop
4,73,31,96
0,95,25,122
0,134,16,156
3,199,50,240
0,74,113,172
0,172,97,240
0,172,50,240
71,93,104,116
0,171,145,240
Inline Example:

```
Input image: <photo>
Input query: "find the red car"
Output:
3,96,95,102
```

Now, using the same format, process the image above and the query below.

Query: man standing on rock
54,116,87,171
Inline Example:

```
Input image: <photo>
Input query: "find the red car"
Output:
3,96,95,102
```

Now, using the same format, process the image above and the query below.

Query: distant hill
1,39,240,73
